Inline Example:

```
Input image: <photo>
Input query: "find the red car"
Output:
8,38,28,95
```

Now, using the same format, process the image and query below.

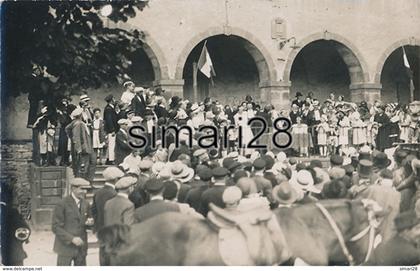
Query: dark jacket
91,185,117,232
115,129,132,165
104,194,135,226
52,196,89,257
1,205,30,265
103,104,119,134
199,185,226,216
133,199,179,223
185,184,209,212
66,119,93,154
131,95,147,117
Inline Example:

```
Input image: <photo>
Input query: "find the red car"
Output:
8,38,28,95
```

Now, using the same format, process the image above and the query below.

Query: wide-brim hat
123,81,134,88
171,162,194,183
292,170,320,194
272,182,298,205
372,152,391,169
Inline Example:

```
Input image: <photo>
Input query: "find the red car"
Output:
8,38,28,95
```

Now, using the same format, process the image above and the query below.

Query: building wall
2,0,420,140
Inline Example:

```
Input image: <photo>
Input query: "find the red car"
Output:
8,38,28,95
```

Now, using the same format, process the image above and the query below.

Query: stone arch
110,21,170,81
140,33,170,81
283,31,370,84
174,26,277,83
374,37,420,84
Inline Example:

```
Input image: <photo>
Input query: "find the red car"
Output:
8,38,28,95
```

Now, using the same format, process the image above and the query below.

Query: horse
98,199,386,266
276,199,386,265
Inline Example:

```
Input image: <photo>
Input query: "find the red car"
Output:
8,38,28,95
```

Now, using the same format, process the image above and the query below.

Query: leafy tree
2,1,148,105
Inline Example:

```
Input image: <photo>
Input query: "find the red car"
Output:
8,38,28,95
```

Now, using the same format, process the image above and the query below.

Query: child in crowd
92,108,106,165
316,115,329,157
291,116,309,157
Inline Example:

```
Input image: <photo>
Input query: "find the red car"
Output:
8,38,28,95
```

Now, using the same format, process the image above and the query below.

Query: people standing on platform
291,116,309,157
103,95,119,165
316,116,329,157
115,119,132,165
92,108,106,165
120,81,136,106
66,108,96,182
33,106,57,166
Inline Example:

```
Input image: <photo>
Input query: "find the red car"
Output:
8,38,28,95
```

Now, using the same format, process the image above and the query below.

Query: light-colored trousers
107,133,116,161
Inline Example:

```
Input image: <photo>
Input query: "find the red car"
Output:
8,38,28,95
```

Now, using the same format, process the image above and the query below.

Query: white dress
92,118,103,149
234,111,253,147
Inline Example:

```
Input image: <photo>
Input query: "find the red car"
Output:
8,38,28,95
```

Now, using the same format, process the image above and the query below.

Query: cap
115,176,136,190
330,155,344,166
145,178,164,193
197,167,213,181
131,116,143,122
309,160,323,169
102,166,124,181
329,167,346,180
118,119,128,125
193,149,207,157
138,159,153,170
253,158,266,170
222,186,242,205
212,167,230,178
80,94,90,102
70,177,90,187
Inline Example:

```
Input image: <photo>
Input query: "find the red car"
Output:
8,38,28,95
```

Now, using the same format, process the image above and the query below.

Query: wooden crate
30,165,69,230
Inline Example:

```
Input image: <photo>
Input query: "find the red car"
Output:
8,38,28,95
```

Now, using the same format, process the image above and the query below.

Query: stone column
153,79,185,99
259,81,291,110
349,83,382,106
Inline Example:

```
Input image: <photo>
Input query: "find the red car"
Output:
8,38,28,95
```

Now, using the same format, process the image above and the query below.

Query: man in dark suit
185,166,212,212
66,108,96,182
104,177,136,226
133,178,179,223
103,95,119,165
52,178,92,266
91,166,123,266
115,119,132,165
199,167,229,216
131,87,147,117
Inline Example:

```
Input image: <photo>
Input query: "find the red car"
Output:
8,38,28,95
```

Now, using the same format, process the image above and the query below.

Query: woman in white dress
234,105,254,156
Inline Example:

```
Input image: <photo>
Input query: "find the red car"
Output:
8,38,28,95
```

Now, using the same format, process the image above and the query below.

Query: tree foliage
2,1,148,101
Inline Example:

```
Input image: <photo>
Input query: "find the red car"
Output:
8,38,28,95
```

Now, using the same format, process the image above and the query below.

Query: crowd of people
6,81,420,265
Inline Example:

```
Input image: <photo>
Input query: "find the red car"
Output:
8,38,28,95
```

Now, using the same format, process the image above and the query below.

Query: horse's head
346,199,389,264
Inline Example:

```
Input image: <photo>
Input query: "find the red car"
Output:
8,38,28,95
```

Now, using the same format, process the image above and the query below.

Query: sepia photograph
1,0,420,267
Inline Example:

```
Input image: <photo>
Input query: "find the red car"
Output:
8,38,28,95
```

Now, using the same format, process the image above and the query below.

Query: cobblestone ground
23,230,99,266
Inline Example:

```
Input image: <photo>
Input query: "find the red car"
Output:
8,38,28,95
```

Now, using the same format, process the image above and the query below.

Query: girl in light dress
316,115,329,157
399,106,411,143
234,105,254,156
291,116,309,157
92,108,106,165
338,112,350,155
351,111,367,148
328,118,339,155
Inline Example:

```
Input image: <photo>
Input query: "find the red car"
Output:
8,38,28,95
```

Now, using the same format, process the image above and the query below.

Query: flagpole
402,46,414,102
193,62,198,102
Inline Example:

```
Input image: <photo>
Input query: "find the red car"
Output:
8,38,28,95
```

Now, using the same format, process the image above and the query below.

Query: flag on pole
197,41,216,79
402,46,415,102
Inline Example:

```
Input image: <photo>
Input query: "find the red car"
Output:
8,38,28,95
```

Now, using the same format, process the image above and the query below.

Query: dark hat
233,170,248,184
330,155,344,166
373,152,391,169
222,158,235,169
227,161,242,172
253,158,266,170
212,167,229,178
322,181,348,199
162,181,178,200
145,178,164,193
394,150,408,162
394,210,420,232
197,167,213,181
296,163,307,172
272,182,298,205
262,155,275,170
309,159,323,169
358,159,373,179
242,161,253,171
358,152,371,161
105,94,114,103
296,92,303,97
